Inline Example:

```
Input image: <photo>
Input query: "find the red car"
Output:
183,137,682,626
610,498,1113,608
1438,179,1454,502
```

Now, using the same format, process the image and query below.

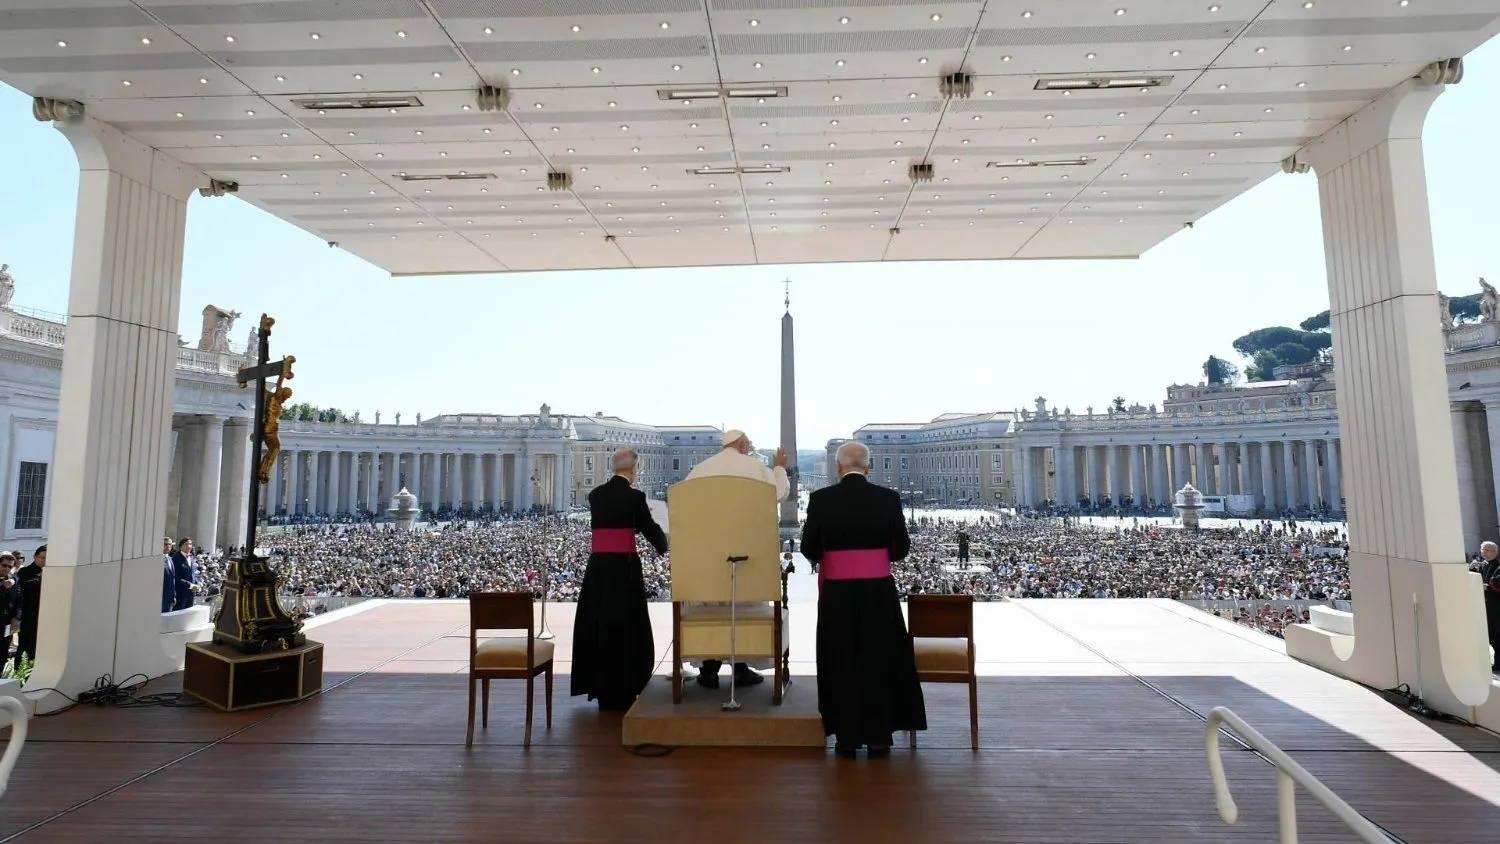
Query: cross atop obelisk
779,280,798,527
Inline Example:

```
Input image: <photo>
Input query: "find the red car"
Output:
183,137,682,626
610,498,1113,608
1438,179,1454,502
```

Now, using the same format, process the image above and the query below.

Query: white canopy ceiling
2,0,1498,275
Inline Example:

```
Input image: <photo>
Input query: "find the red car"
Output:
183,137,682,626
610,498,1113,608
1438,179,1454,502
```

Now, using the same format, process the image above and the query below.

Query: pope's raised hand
774,447,788,467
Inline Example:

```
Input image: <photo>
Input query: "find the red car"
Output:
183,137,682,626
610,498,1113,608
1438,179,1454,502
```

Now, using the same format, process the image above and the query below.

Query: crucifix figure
783,277,791,312
214,313,305,654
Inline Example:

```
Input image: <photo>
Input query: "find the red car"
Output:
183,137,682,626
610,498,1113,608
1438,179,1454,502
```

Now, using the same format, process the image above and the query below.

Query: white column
1220,442,1237,495
1018,446,1033,507
190,415,224,549
447,453,460,509
1152,444,1169,507
1259,442,1277,512
1302,440,1321,511
308,449,322,517
1194,443,1209,491
1130,445,1146,506
1452,409,1483,556
1281,441,1297,510
331,452,346,516
1172,443,1190,493
218,417,251,551
428,453,442,511
1325,438,1343,516
165,420,183,538
175,421,206,540
265,450,283,517
488,453,503,511
518,452,535,511
364,453,378,514
31,115,203,705
1285,72,1488,714
555,450,572,511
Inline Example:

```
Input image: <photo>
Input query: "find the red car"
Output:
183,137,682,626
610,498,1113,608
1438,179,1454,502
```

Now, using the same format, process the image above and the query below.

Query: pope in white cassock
681,428,790,689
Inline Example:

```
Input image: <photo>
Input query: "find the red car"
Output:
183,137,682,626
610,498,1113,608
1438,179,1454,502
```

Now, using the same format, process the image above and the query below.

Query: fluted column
1302,440,1321,511
1280,440,1297,509
1018,446,1034,507
1152,444,1169,506
518,452,535,511
1194,443,1209,491
426,453,440,510
555,450,572,511
1220,442,1237,495
1173,443,1190,492
1325,438,1342,515
191,416,224,549
165,421,183,538
1259,442,1276,512
1130,445,1146,506
218,418,251,550
363,453,378,514
266,451,283,517
488,454,503,511
329,452,344,516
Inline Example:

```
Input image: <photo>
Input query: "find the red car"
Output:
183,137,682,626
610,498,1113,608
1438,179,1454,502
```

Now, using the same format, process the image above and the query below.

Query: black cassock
801,474,927,746
570,474,668,710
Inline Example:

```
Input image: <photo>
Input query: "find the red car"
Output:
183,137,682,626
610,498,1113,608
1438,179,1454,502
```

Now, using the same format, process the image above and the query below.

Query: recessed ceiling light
591,66,600,73
972,115,981,121
1115,8,1126,14
397,30,407,37
1086,52,1096,59
901,117,909,123
214,134,223,139
835,59,845,66
225,35,235,42
622,125,630,130
1233,130,1242,137
839,16,850,23
1045,113,1053,120
1208,4,1220,10
275,74,286,82
832,95,841,101
907,92,917,98
249,155,259,160
432,71,442,78
1217,83,1227,90
660,21,670,28
571,24,581,32
750,18,759,25
280,132,289,138
918,57,929,64
1022,10,1033,17
1341,44,1352,51
485,27,494,34
1255,46,1266,54
56,40,66,47
1190,108,1200,114
1117,112,1125,117
140,37,151,45
122,79,132,86
1297,81,1307,88
1170,50,1181,57
353,73,363,79
1303,1,1313,6
511,68,521,75
534,102,543,108
609,101,617,107
1164,132,1173,138
310,32,320,40
245,109,255,116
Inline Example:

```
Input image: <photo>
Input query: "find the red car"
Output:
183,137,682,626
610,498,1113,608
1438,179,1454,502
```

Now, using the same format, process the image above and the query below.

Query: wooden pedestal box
182,640,324,712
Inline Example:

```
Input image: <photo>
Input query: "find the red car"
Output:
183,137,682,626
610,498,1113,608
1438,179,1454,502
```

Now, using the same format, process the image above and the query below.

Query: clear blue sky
2,42,1498,448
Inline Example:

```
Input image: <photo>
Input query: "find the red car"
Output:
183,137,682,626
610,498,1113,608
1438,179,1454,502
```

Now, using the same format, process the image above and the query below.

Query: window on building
993,473,1004,486
672,458,680,471
992,453,1003,468
14,461,46,531
883,456,891,470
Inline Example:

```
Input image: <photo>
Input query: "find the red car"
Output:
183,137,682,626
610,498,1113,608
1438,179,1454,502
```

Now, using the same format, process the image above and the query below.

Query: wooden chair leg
968,676,979,751
908,729,917,750
544,664,554,729
465,676,476,747
524,675,535,748
481,678,490,728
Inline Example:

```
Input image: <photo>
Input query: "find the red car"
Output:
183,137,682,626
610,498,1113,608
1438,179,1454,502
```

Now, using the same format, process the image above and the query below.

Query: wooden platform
623,676,824,748
1,598,1497,843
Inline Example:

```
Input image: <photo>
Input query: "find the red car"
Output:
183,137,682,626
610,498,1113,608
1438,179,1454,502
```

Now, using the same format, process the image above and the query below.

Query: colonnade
1015,437,1343,514
259,447,569,518
164,414,253,553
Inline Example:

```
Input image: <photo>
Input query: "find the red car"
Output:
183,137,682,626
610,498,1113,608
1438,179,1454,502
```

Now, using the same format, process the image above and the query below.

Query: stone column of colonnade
1283,71,1491,717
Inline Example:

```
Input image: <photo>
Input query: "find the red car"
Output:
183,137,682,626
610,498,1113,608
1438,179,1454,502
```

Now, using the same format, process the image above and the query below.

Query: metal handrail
1205,706,1390,843
0,697,28,797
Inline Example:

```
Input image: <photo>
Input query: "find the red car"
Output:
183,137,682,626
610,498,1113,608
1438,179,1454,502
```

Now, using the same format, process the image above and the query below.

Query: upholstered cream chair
908,594,979,751
668,475,789,704
467,591,554,747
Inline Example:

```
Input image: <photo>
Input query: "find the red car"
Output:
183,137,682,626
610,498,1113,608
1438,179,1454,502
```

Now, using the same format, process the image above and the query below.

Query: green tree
1451,292,1482,323
1271,342,1315,366
1300,311,1330,332
1111,396,1126,412
1246,349,1280,382
1203,355,1239,385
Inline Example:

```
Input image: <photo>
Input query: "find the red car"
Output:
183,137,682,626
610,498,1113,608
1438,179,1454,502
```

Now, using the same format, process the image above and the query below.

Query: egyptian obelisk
779,281,799,527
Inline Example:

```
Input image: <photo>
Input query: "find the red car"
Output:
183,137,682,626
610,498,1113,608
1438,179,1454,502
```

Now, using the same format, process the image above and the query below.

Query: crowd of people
187,510,1358,639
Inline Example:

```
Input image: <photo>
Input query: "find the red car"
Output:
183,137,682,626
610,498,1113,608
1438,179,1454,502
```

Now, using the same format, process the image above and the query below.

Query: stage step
622,675,826,748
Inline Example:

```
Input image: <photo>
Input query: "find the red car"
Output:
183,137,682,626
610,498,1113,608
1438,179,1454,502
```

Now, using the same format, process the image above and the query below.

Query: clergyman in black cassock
570,449,668,711
801,443,926,757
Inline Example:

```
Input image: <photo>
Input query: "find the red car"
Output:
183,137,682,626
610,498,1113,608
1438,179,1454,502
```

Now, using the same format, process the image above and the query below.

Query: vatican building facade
6,282,1500,556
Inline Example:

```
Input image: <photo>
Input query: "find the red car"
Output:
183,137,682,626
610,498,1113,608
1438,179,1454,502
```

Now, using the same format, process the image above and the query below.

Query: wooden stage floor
2,598,1498,843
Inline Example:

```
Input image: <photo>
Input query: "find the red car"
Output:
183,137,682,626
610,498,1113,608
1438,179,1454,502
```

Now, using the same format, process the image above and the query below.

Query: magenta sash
818,548,892,589
591,528,636,554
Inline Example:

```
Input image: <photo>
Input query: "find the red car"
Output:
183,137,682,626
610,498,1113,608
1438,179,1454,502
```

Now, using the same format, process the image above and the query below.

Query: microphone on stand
536,556,555,640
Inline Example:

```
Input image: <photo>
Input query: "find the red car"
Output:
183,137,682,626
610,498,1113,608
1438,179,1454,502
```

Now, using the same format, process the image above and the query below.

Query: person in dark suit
957,529,970,564
161,537,176,614
170,539,197,611
13,545,45,668
570,448,668,711
0,553,17,661
1481,541,1500,674
801,441,926,758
